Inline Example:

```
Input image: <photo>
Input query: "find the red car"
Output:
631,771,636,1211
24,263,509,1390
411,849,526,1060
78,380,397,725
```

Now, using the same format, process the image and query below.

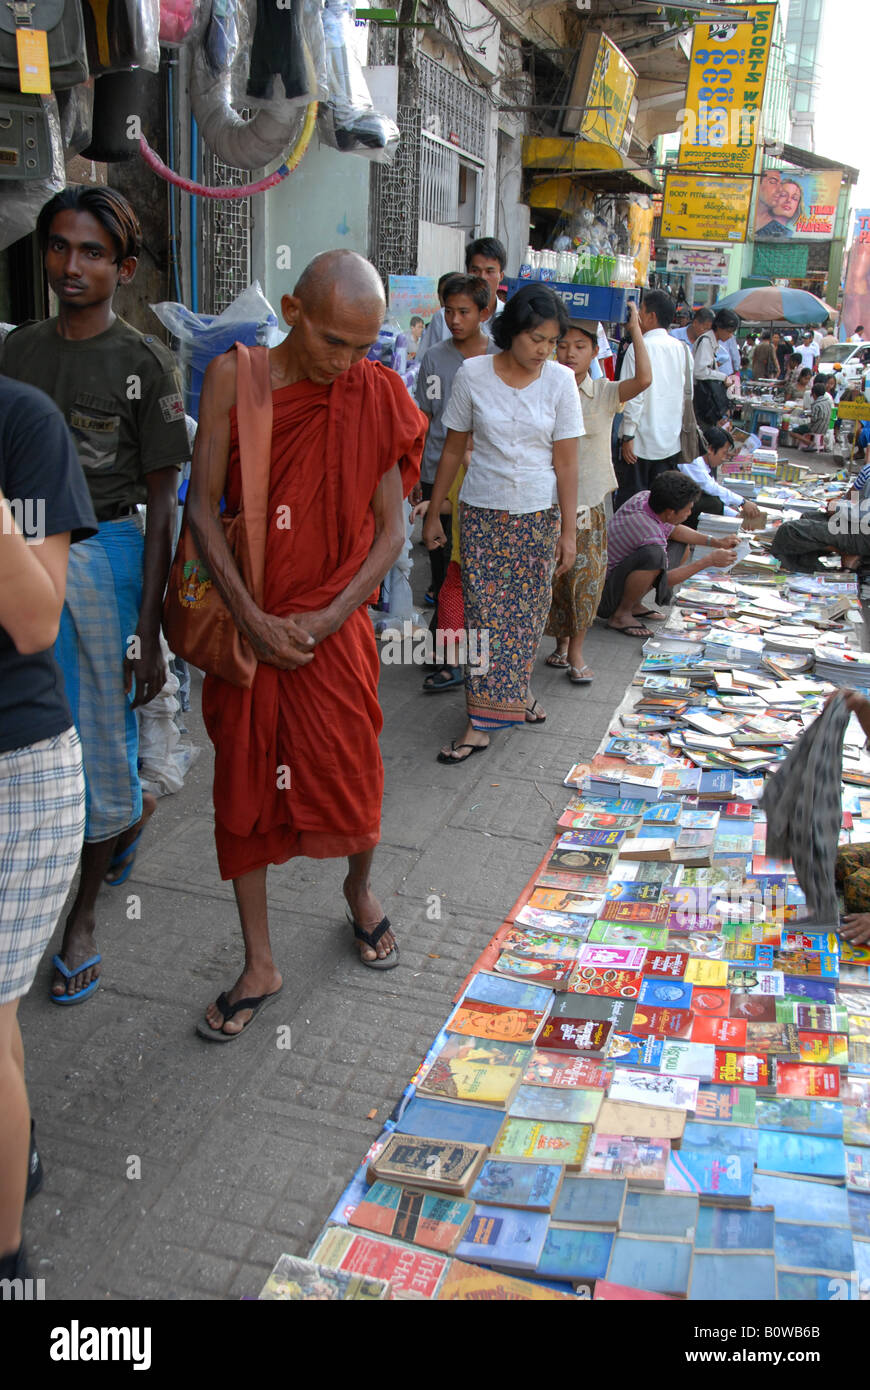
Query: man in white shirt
678,426,763,528
616,289,691,509
797,330,820,371
851,325,866,344
416,237,506,358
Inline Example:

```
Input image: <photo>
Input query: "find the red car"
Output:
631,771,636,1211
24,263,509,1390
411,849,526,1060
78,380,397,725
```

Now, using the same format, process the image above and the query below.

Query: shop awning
527,167,660,209
523,138,660,201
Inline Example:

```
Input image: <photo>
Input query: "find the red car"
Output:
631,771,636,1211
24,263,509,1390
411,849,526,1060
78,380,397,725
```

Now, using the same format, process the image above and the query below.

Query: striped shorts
0,728,85,1004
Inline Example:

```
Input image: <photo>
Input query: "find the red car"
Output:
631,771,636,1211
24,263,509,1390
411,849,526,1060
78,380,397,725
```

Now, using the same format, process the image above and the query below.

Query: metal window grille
420,135,460,225
201,140,252,316
370,102,422,282
419,53,486,162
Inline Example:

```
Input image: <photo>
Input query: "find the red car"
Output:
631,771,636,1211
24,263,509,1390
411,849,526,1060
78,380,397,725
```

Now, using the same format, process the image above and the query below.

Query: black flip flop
423,667,463,693
345,911,399,970
437,739,489,764
525,700,547,723
609,623,652,639
196,987,283,1042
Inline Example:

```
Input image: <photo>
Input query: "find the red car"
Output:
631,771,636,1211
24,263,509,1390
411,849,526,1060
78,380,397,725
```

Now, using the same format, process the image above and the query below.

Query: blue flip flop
104,830,142,886
50,953,102,1005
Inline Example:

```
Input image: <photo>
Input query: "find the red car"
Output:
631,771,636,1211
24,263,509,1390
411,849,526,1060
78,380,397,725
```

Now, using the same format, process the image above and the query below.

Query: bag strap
234,342,272,609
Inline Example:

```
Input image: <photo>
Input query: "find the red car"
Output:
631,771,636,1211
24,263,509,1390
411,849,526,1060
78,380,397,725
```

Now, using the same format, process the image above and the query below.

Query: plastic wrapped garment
136,634,200,798
203,0,238,72
243,0,323,106
191,42,312,170
56,81,94,157
81,0,160,73
158,0,210,47
0,97,65,254
318,0,399,162
149,282,280,417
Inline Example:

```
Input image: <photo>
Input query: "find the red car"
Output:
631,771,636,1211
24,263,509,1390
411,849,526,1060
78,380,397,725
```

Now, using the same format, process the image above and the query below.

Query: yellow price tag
16,28,51,95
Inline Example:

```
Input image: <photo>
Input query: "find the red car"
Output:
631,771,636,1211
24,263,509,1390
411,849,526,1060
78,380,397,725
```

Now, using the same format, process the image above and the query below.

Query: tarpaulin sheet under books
761,691,849,925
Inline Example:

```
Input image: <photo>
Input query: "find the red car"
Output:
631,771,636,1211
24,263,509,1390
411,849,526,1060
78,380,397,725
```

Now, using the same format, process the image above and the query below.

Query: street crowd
0,184,854,1288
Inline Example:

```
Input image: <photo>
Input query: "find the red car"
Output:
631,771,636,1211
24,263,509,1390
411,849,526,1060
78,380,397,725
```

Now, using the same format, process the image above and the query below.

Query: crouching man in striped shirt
597,470,737,639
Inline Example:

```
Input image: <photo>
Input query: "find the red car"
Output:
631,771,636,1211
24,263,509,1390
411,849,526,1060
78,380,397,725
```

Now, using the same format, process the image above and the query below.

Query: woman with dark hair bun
423,283,582,764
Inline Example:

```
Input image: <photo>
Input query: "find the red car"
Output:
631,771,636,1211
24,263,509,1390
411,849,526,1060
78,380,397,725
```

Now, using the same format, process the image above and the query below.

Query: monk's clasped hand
250,612,316,669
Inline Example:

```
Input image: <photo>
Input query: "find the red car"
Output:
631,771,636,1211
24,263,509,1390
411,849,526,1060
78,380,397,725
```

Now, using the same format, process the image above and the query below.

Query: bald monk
187,250,426,1040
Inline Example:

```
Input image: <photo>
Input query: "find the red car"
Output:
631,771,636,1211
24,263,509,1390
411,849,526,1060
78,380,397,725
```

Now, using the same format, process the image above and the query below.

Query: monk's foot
52,914,100,998
104,792,157,886
202,964,283,1037
343,876,396,961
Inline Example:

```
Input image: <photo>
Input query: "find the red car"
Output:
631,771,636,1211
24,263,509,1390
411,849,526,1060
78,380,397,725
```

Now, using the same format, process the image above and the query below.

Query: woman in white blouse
423,284,581,764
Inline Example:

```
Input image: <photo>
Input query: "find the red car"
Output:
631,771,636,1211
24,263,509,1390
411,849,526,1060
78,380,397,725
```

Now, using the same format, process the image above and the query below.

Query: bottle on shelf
519,246,534,280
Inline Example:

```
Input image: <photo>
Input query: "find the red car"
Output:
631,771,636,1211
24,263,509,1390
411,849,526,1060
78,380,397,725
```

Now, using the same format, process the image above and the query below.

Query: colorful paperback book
567,966,643,999
546,847,618,878
643,802,681,824
596,1100,687,1143
463,971,554,1012
846,1146,870,1192
348,1182,473,1254
417,1035,529,1107
557,810,642,832
258,1254,389,1301
526,888,604,916
843,1108,870,1146
536,1017,613,1055
769,949,839,980
599,900,671,924
694,1205,775,1252
713,1050,771,1088
778,1004,848,1034
630,1006,693,1041
691,1017,747,1047
775,1063,840,1098
638,978,693,1010
492,953,575,987
501,927,586,960
728,969,784,996
681,1121,759,1153
558,828,626,850
521,1051,609,1090
470,1161,564,1212
584,1134,670,1187
742,1022,801,1056
436,1261,577,1301
508,1084,602,1126
448,999,548,1045
491,1118,592,1168
684,959,729,987
756,1131,846,1180
455,1206,549,1272
774,1221,855,1275
309,1228,448,1300
781,931,840,955
573,943,648,971
666,1147,754,1200
608,1068,699,1111
550,991,636,1032
690,987,732,1018
730,993,777,1022
694,1084,757,1125
607,1034,665,1069
513,907,593,939
752,1173,850,1226
602,880,665,905
658,1041,716,1082
797,1032,849,1066
620,1190,699,1240
587,922,669,949
643,950,689,979
689,1253,777,1300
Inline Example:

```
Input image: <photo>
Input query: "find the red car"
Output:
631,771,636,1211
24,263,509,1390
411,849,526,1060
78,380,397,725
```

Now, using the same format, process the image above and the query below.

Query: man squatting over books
187,251,425,1039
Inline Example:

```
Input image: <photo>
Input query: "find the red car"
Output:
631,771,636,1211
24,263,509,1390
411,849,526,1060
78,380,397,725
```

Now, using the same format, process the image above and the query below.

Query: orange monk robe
201,358,425,880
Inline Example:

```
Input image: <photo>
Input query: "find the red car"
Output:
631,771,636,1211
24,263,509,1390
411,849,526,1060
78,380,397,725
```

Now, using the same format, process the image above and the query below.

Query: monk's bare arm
186,354,314,670
295,463,406,642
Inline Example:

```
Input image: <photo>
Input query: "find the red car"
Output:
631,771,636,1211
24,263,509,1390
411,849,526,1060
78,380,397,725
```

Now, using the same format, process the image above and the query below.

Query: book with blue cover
680,1122,760,1153
782,977,838,1003
552,1175,626,1228
508,1084,602,1126
689,1253,776,1300
777,1271,858,1300
607,1234,693,1297
469,1161,563,1212
774,1221,854,1273
751,1173,850,1225
666,1147,754,1201
848,1190,870,1239
694,1206,775,1251
463,972,555,1012
606,1034,665,1069
620,1191,698,1240
455,1206,549,1272
394,1097,506,1148
536,1226,613,1281
638,978,694,1010
755,1098,843,1137
756,1131,846,1180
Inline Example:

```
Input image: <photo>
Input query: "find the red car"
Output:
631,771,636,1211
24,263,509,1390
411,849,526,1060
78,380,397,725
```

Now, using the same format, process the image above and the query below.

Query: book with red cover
775,1063,840,1098
568,967,643,999
690,987,731,1018
522,1050,609,1090
593,1281,674,1301
492,953,576,988
729,994,778,1022
629,1006,693,1040
643,951,689,979
691,1016,747,1047
713,1050,771,1088
536,1017,613,1055
448,1000,548,1045
600,900,671,925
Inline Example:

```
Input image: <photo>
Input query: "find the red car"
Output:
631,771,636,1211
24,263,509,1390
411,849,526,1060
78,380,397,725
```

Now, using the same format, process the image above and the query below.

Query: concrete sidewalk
19,554,647,1301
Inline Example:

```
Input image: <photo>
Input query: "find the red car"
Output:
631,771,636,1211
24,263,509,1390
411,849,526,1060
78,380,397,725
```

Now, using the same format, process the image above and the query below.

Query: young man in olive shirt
0,186,190,1004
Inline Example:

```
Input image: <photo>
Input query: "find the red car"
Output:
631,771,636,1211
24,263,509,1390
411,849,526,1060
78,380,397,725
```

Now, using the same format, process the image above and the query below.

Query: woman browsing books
423,284,582,764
